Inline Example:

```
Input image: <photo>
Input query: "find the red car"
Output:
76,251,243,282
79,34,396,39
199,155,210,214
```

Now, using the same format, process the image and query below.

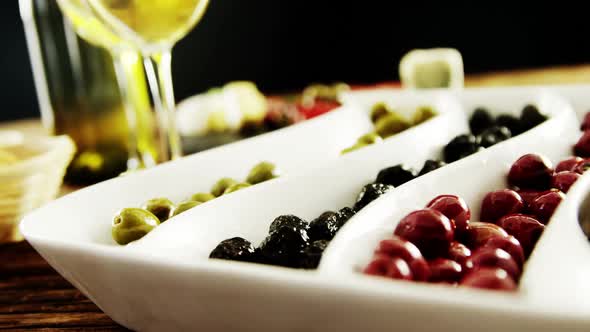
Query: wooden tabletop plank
0,302,101,315
0,275,72,291
0,312,121,329
465,64,590,86
0,289,89,305
4,329,124,332
0,242,126,331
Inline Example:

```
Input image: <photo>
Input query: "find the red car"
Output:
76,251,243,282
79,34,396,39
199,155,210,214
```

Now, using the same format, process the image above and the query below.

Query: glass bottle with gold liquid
20,0,157,185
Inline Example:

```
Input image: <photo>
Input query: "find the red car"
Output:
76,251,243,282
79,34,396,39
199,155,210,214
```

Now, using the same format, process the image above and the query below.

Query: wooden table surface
1,65,590,331
0,241,127,331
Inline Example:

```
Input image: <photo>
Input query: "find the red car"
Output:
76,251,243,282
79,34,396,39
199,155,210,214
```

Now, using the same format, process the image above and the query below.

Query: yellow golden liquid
56,0,159,179
57,0,123,49
88,0,209,46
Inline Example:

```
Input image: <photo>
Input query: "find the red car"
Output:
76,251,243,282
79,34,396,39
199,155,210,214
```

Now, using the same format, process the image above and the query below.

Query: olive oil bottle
20,0,156,185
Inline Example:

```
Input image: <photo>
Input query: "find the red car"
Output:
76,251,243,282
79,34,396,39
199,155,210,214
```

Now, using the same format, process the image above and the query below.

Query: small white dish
0,133,74,242
399,48,464,89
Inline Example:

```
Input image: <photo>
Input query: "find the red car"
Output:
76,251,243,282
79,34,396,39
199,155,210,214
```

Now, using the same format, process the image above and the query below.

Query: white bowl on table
0,132,74,242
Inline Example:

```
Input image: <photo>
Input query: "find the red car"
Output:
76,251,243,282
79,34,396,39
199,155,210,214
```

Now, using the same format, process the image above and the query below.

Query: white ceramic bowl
20,87,590,331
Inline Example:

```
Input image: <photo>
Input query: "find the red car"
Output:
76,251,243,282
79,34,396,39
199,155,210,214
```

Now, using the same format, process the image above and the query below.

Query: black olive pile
210,183,402,269
209,209,356,269
445,105,547,163
381,105,549,184
209,105,549,269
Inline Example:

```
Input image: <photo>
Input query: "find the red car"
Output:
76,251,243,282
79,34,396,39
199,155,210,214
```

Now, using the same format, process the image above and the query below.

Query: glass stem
142,49,182,161
112,50,142,170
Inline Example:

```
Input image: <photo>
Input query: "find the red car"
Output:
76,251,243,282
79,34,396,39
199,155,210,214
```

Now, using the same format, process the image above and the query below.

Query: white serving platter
20,88,589,331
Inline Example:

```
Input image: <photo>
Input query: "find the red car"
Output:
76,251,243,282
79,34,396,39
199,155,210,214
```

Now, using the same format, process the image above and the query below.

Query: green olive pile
111,161,279,245
341,103,437,154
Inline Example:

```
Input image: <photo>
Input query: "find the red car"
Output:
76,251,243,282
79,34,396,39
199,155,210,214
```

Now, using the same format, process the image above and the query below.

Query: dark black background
3,1,590,121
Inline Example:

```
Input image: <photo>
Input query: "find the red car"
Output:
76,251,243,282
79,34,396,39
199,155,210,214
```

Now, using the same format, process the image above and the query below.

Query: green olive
0,149,18,165
211,178,239,197
412,106,437,125
357,132,383,145
246,161,278,184
340,143,367,155
190,192,216,203
172,200,202,217
223,182,251,194
374,112,411,138
112,208,160,245
142,198,175,223
370,102,391,123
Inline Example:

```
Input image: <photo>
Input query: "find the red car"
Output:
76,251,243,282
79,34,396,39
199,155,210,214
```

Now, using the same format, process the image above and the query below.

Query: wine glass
87,0,211,161
56,0,159,169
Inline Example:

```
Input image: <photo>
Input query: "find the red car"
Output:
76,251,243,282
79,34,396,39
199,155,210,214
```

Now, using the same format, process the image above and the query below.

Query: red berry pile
364,113,590,290
364,117,590,291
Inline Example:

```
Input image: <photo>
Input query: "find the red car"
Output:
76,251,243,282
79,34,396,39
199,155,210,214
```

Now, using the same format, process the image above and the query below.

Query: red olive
516,189,557,211
555,156,583,173
426,195,471,237
497,214,545,257
385,257,413,280
375,236,430,281
574,131,590,158
428,258,463,283
581,112,590,131
529,190,565,224
364,254,390,276
551,171,580,193
464,221,509,249
394,209,454,259
364,254,413,281
574,159,590,174
460,267,517,291
447,241,472,268
480,189,524,223
508,154,553,190
466,248,521,280
482,235,525,267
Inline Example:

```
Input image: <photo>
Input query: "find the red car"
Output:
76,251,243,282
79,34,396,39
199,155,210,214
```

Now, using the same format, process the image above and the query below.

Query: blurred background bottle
19,0,156,186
